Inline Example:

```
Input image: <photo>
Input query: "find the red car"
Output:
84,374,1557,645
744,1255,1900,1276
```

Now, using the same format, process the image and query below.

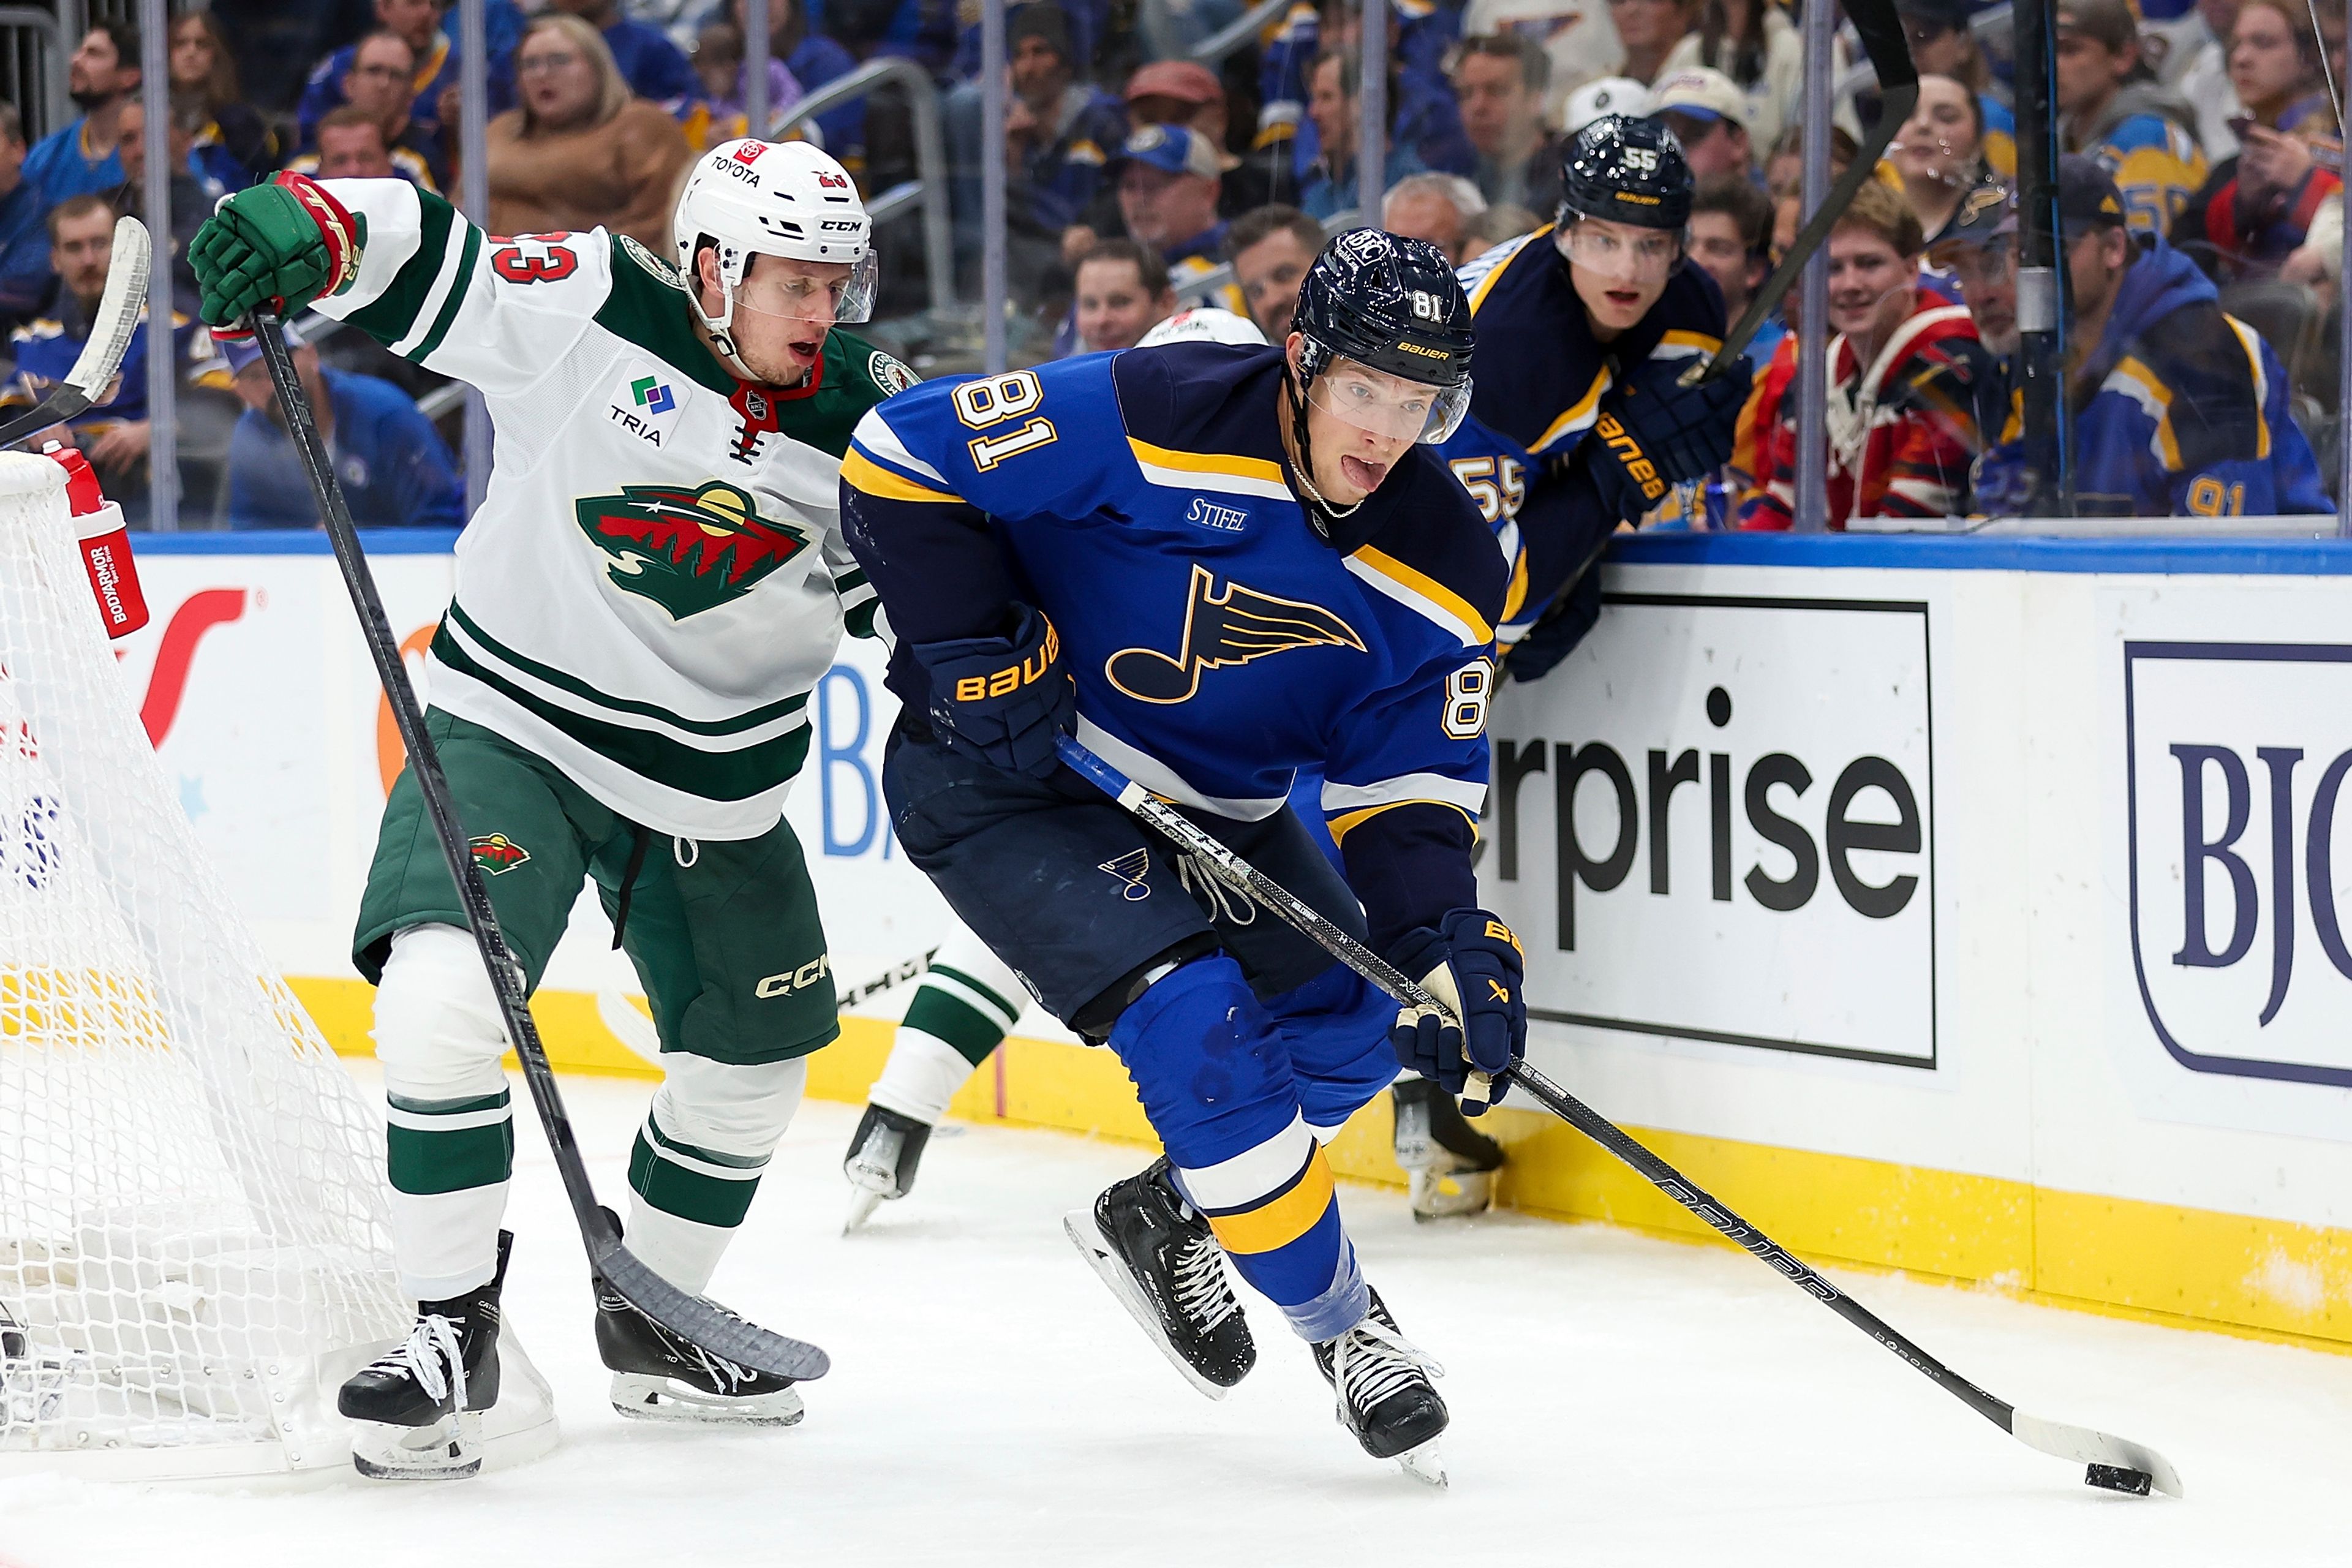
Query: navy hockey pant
884,723,1395,1340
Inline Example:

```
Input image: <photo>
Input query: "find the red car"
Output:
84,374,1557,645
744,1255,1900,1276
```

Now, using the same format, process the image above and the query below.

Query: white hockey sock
867,1026,980,1126
375,924,514,1302
625,1055,805,1295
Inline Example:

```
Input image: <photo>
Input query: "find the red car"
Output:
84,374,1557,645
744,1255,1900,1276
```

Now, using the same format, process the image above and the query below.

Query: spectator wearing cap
1297,49,1430,219
23,24,143,214
1225,203,1325,339
1124,60,1278,214
1653,67,1753,181
1890,74,1989,244
0,106,50,329
1925,177,2027,472
221,323,463,530
1973,157,2327,516
1460,201,1540,263
298,0,462,150
2057,0,2207,235
1452,35,1564,213
1688,173,1776,362
2174,0,2340,277
1886,0,2016,176
1384,172,1487,264
1657,0,1804,150
1738,179,1985,529
1069,238,1177,354
1110,125,1251,321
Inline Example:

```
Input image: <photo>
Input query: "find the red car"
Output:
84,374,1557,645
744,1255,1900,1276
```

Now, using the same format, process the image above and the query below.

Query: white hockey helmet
1136,306,1268,349
673,138,876,370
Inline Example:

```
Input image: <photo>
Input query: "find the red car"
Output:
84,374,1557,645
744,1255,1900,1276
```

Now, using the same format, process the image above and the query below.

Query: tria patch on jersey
573,481,811,619
608,361,686,448
1105,563,1364,705
468,833,531,875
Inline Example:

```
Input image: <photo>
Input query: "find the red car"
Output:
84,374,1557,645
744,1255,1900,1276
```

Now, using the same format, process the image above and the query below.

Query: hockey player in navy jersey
1441,115,1751,678
839,232,1519,1482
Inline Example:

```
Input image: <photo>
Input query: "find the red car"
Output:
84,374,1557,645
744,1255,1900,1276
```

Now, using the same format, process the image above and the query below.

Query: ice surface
2,1068,2346,1568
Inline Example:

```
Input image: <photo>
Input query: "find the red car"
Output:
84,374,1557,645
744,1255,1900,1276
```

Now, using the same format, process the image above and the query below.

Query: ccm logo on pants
755,956,831,998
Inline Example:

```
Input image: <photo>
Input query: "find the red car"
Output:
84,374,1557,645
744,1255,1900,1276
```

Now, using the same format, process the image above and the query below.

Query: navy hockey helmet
1288,228,1475,443
1557,113,1694,232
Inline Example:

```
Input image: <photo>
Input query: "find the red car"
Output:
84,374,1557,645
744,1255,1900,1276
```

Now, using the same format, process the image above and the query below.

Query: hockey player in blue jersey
1440,115,1751,679
839,232,1520,1482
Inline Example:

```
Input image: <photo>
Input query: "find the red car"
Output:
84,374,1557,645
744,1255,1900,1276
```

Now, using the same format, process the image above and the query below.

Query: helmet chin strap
690,244,805,386
1283,369,1362,541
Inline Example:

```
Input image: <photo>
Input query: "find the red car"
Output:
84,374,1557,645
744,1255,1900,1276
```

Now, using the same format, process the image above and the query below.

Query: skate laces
611,1290,758,1390
1331,1316,1443,1417
1172,1231,1240,1333
379,1312,467,1410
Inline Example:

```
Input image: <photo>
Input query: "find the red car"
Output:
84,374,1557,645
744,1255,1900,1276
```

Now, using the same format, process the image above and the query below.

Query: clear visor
729,250,878,328
1308,355,1472,443
1555,220,1681,283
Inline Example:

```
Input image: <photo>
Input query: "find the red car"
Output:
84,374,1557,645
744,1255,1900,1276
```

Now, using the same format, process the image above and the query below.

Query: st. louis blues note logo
1106,564,1364,704
1098,848,1152,900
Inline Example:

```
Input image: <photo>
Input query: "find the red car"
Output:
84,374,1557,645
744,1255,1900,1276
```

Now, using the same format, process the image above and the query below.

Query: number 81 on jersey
953,371,1060,472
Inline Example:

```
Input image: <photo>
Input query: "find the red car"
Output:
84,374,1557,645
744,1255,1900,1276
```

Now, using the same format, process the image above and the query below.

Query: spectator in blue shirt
168,12,274,189
222,323,464,532
1295,49,1427,219
298,0,462,149
0,104,53,329
293,32,450,190
23,23,142,215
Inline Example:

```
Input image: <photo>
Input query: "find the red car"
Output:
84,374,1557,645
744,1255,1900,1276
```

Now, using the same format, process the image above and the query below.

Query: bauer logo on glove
951,619,1060,703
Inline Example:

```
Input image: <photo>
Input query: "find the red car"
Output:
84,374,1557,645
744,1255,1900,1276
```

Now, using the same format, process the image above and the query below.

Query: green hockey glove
190,172,365,330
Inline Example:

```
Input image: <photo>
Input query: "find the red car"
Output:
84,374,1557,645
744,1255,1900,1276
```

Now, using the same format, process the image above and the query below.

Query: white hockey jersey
309,179,905,840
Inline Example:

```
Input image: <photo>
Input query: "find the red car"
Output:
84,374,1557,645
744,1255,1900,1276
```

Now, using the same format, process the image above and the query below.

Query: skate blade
1061,1207,1233,1403
1396,1439,1449,1489
350,1412,483,1481
842,1185,886,1235
609,1372,805,1426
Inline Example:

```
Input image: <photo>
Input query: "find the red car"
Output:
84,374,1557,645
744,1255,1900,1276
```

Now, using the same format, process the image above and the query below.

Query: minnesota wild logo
573,481,810,619
469,833,530,875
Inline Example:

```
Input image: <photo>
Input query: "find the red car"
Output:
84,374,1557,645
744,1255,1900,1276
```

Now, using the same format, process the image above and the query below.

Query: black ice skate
1392,1077,1505,1221
1063,1157,1255,1400
1313,1289,1449,1487
594,1210,804,1426
339,1231,512,1480
841,1101,934,1234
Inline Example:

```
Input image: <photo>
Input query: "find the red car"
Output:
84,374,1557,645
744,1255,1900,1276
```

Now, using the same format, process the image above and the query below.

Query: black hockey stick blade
249,311,828,1384
1686,0,1919,383
1058,735,2179,1498
0,217,151,447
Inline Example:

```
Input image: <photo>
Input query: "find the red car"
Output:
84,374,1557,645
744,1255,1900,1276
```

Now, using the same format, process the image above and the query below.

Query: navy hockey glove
1387,909,1526,1114
914,605,1075,779
1610,355,1753,484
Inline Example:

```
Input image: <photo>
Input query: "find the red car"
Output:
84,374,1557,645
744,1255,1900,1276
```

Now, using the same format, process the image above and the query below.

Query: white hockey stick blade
2010,1412,2184,1498
595,989,664,1066
65,217,151,401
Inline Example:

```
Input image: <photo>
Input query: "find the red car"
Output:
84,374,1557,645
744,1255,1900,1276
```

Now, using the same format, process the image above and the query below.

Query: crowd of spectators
0,0,2336,529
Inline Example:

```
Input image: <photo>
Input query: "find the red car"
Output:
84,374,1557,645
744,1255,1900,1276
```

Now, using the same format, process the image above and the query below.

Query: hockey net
0,454,406,1473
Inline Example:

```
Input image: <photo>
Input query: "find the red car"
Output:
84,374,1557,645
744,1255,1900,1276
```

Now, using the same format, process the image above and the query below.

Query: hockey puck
2085,1464,2153,1495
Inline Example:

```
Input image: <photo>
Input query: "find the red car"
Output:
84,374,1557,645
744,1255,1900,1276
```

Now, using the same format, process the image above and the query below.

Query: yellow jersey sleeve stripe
2226,316,2274,461
842,446,961,503
2109,356,2183,471
1501,546,1530,625
1531,369,1610,453
1127,436,1294,500
1345,545,1496,646
1205,1147,1336,1254
1653,329,1724,357
1325,798,1478,844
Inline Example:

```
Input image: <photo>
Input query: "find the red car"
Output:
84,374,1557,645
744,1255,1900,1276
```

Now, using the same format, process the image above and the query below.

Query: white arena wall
117,528,2352,1355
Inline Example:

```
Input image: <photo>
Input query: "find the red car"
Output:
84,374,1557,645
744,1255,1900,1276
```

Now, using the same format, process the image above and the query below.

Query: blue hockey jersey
1439,227,1726,645
840,343,1505,956
1974,235,2328,517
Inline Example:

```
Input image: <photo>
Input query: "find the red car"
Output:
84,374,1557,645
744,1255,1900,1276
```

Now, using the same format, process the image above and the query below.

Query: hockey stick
249,312,828,1384
1683,0,1919,383
1055,733,2182,1499
0,218,151,447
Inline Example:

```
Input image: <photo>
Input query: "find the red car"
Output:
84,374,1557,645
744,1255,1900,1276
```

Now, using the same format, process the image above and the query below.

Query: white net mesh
0,454,405,1467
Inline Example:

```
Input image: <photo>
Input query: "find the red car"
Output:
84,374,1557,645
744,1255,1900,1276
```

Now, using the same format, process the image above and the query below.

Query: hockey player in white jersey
189,141,910,1477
